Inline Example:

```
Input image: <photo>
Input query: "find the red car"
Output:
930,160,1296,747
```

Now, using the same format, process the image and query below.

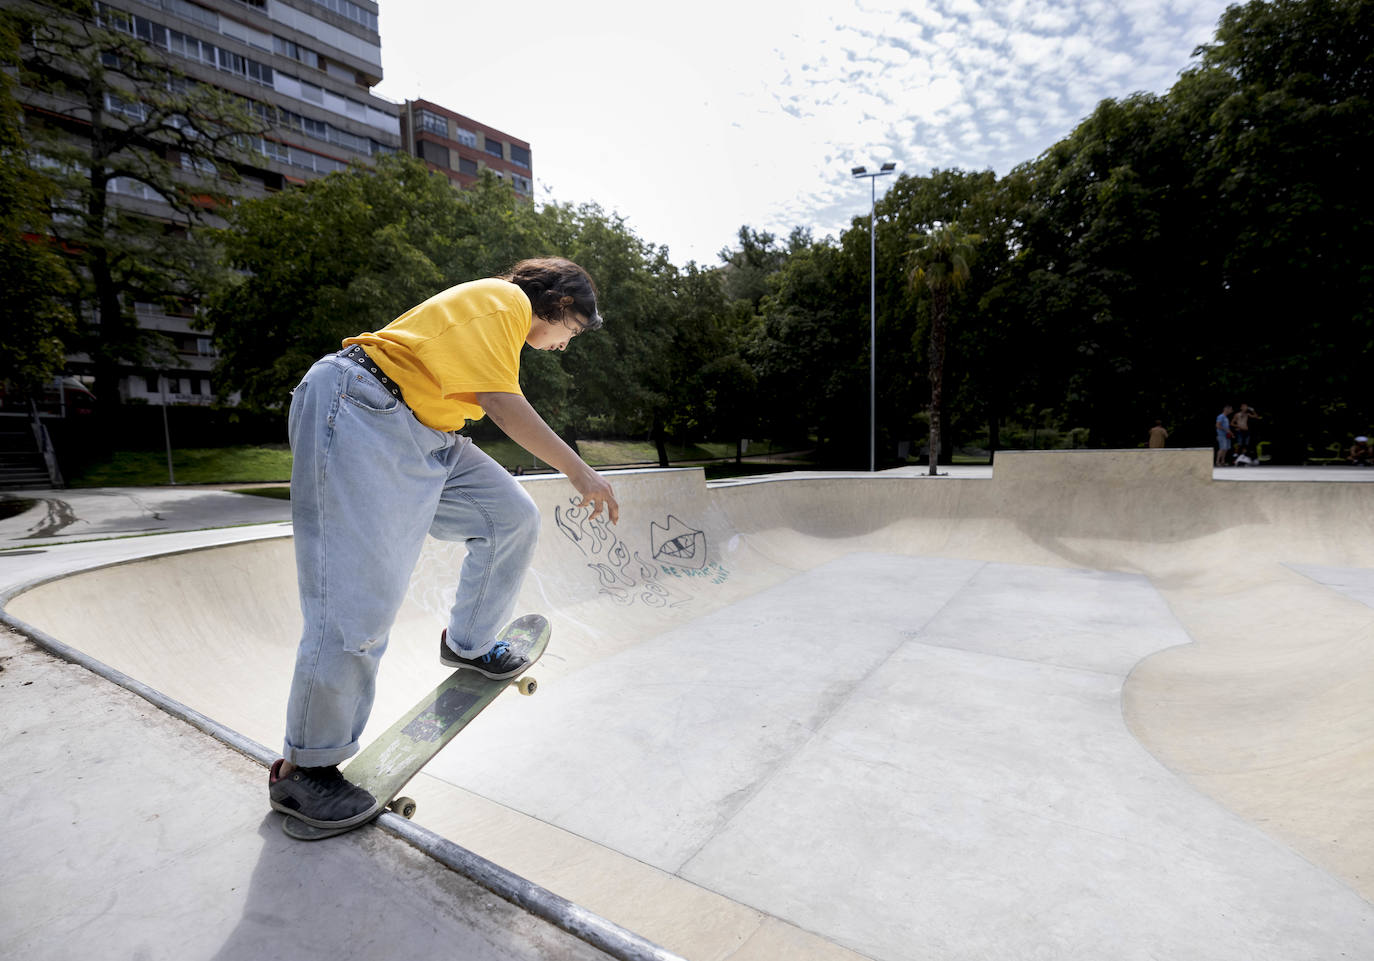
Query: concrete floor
2,450,1373,959
0,626,620,961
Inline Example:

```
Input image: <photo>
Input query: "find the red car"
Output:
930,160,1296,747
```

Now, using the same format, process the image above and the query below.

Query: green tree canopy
205,155,490,410
6,0,269,408
0,9,76,396
205,160,720,463
1010,0,1374,453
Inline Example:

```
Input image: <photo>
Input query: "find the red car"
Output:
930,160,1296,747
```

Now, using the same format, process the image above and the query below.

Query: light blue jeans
282,353,540,767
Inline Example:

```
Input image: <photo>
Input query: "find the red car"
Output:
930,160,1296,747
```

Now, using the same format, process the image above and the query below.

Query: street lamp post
160,372,176,485
852,161,897,472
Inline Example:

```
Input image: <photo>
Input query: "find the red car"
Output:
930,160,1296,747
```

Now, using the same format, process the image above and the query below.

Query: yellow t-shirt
343,278,528,431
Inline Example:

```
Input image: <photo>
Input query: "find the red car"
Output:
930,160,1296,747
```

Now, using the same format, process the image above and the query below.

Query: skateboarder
269,257,619,831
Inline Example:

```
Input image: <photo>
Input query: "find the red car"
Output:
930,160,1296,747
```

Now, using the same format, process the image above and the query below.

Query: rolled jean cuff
282,740,360,768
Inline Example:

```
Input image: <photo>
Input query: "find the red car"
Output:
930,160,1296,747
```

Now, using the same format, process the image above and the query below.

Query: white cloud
371,0,1235,265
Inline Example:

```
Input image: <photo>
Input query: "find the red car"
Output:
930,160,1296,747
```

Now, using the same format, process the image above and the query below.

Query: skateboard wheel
513,675,537,696
390,796,417,819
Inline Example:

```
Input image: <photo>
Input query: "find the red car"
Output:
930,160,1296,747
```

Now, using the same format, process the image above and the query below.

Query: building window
180,153,217,176
105,92,147,122
510,144,530,168
458,157,478,176
484,137,503,158
417,139,449,168
512,175,532,194
454,127,477,148
166,0,218,30
274,36,319,69
417,109,447,136
259,138,289,163
245,59,273,86
146,375,159,394
109,177,167,202
304,0,378,32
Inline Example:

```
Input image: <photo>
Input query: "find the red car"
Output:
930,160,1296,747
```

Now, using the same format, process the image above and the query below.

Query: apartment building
19,0,402,408
400,99,533,199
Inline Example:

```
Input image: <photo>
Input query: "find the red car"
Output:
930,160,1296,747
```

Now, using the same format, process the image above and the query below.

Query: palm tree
908,222,980,475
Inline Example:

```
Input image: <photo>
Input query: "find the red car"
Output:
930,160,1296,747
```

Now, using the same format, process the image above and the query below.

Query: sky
371,0,1236,267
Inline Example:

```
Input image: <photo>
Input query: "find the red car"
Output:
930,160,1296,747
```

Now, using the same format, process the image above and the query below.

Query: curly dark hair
500,258,604,332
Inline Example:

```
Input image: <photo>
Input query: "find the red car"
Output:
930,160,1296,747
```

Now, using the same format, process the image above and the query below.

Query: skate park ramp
8,449,1374,960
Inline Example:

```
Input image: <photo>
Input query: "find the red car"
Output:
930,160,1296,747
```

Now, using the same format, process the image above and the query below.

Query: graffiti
554,500,729,607
658,562,732,585
651,515,707,570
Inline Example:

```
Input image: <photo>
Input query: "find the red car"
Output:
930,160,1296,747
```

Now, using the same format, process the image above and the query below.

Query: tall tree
750,233,867,459
6,0,268,408
908,223,980,474
1184,0,1374,456
0,9,76,397
549,201,680,460
1012,0,1374,455
884,168,1022,460
205,155,484,410
1014,92,1195,448
206,164,690,458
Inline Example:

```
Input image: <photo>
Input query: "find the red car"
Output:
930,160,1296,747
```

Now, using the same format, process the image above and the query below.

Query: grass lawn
69,446,294,487
66,439,811,488
483,437,792,471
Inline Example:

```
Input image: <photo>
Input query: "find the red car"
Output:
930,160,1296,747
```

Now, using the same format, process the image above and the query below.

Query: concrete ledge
992,447,1215,485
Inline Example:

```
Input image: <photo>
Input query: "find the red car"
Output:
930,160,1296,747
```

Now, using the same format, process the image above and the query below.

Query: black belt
338,345,406,407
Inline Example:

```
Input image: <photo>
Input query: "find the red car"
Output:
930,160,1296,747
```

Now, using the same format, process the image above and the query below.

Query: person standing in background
1231,403,1261,462
1215,405,1233,466
1148,420,1169,448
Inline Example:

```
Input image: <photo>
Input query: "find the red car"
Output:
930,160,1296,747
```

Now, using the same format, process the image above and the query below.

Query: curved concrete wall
10,449,1373,959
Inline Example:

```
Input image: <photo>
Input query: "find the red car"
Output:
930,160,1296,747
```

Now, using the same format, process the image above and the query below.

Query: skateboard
282,613,551,841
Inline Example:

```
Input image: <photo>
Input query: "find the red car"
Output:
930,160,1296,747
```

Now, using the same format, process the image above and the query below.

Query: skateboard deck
282,613,550,841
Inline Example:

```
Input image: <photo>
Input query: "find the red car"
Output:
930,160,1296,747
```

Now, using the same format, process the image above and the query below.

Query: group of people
1215,403,1262,466
1151,404,1373,468
1147,403,1262,464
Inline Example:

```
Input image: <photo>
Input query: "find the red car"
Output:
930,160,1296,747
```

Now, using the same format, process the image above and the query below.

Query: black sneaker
439,628,529,679
269,759,380,829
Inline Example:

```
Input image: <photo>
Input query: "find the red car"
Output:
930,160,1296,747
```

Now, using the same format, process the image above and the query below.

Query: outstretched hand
473,392,620,524
573,468,619,524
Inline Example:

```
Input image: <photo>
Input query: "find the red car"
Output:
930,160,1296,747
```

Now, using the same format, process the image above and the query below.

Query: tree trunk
562,422,581,458
86,80,121,410
927,288,948,475
652,411,670,468
87,221,131,418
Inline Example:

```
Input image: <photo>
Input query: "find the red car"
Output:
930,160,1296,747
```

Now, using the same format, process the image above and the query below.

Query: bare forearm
477,392,585,476
479,392,620,522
